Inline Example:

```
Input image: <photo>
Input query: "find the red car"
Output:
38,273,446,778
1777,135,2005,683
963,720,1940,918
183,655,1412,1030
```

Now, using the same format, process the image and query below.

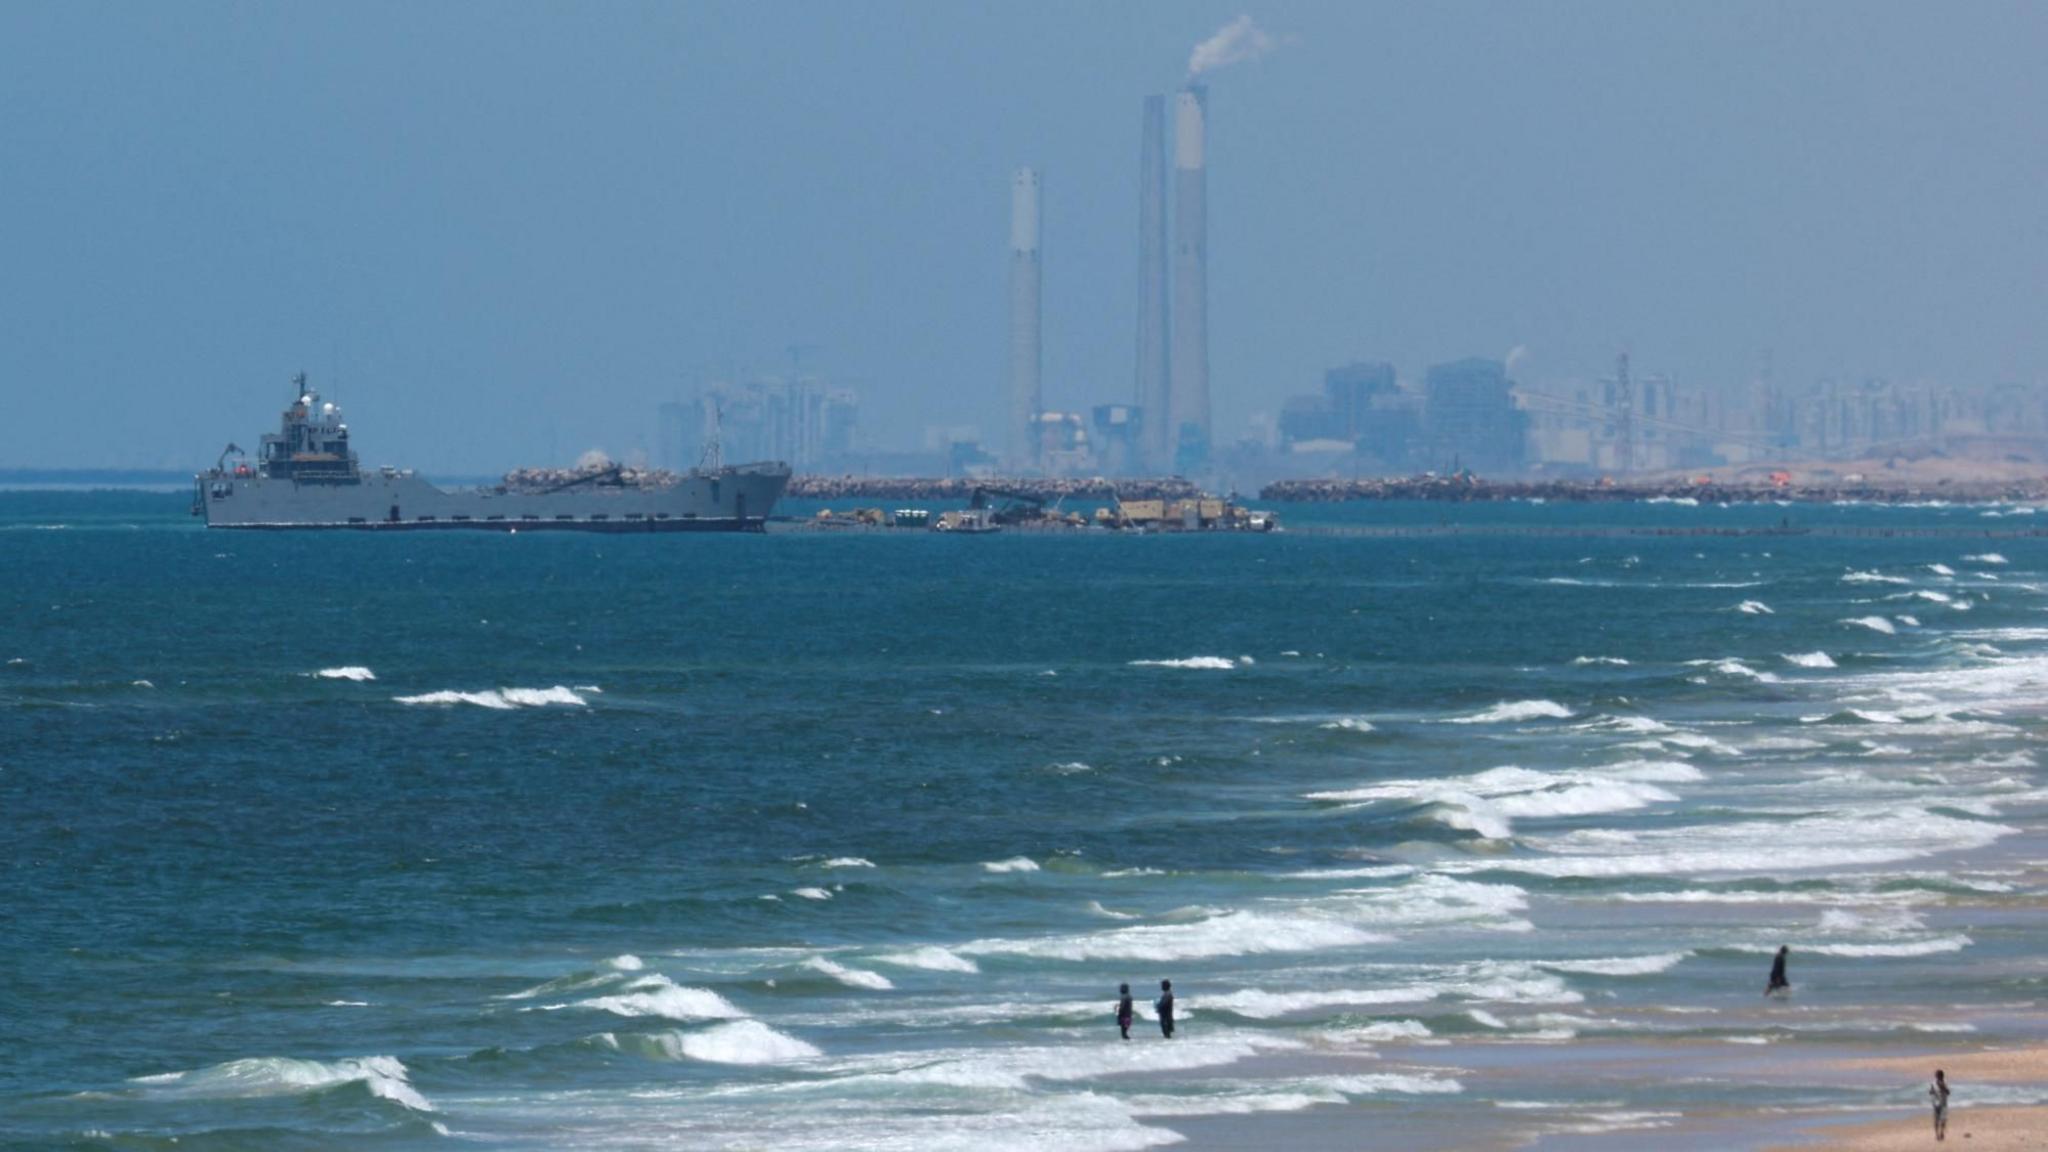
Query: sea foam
1128,656,1236,670
1453,807,2013,879
960,909,1384,964
314,666,376,681
1536,952,1690,976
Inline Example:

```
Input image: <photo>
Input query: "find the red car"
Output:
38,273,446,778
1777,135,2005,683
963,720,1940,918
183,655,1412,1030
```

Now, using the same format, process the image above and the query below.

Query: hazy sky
2,1,2043,471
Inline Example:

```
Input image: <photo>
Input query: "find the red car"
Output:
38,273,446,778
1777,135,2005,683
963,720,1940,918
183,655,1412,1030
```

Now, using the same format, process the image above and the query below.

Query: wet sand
1766,1106,2047,1151
1766,1048,2048,1151
1164,1042,2048,1151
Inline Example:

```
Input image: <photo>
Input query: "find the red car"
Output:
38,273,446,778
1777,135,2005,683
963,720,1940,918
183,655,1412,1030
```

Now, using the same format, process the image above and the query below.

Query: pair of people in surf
1115,979,1174,1039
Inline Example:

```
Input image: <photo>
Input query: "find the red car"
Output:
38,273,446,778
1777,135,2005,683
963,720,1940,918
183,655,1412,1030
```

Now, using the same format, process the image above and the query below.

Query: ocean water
3,491,2045,1150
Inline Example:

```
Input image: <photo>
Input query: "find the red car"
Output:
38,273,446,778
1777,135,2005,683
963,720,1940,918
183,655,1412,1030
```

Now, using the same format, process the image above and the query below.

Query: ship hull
197,463,790,532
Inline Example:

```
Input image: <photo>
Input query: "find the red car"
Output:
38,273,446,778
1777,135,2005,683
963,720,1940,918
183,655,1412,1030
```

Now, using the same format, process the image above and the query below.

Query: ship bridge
258,373,360,484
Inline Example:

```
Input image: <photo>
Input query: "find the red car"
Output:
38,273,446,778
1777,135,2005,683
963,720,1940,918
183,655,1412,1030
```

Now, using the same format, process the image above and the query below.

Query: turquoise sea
3,491,2045,1149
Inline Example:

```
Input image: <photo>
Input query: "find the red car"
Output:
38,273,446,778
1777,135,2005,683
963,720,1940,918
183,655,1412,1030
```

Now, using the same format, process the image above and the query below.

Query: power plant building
1134,95,1171,472
1008,167,1043,469
1169,84,1211,470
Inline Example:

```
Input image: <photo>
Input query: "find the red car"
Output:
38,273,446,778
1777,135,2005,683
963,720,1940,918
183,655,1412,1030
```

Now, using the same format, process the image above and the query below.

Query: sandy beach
1841,1047,2048,1083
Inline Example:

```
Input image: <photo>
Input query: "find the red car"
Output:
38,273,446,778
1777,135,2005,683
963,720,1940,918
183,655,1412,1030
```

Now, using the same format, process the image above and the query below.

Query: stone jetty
1258,475,2048,504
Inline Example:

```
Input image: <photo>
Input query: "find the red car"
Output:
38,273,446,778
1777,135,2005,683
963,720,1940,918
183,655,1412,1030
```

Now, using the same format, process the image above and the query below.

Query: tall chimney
1170,85,1209,470
1008,167,1042,470
1135,95,1171,473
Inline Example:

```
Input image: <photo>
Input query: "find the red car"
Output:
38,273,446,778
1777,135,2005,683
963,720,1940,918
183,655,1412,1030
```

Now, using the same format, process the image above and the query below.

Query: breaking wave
1782,651,1837,669
567,974,746,1021
802,957,894,990
394,685,587,709
313,666,376,681
1448,699,1573,724
616,1020,822,1065
131,1055,430,1112
1309,763,1693,840
1129,656,1237,670
872,946,980,973
1842,616,1896,634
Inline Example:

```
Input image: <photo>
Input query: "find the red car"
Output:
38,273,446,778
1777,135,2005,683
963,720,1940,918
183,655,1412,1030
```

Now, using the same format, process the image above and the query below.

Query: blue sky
2,1,2042,470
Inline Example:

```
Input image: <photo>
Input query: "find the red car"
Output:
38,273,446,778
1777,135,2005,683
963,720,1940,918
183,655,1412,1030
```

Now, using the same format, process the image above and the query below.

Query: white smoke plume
1188,15,1278,78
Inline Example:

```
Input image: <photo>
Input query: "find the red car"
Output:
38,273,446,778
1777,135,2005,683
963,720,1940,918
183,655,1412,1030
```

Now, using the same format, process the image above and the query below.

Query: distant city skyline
1,1,2044,472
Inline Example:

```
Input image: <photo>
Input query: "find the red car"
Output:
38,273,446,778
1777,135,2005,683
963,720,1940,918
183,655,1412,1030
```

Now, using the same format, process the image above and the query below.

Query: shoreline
1161,1040,2048,1151
1765,1106,2045,1151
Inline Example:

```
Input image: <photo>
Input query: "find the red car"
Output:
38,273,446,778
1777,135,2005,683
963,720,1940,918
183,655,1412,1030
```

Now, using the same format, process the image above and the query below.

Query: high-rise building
656,400,700,473
1134,95,1171,472
1424,357,1526,474
1008,167,1043,470
1323,361,1397,442
672,377,859,472
1169,85,1210,471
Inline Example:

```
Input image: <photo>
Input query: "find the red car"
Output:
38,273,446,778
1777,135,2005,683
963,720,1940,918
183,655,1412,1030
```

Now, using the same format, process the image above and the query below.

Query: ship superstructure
195,374,789,531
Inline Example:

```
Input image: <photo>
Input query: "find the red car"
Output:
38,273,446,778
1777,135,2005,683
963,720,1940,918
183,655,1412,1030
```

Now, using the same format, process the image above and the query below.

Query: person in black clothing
1155,979,1175,1038
1765,945,1790,996
1115,983,1134,1039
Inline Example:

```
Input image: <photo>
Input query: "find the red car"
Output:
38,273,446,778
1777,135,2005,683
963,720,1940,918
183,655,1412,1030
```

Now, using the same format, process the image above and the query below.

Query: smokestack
1135,95,1170,473
1169,85,1209,469
1008,167,1042,470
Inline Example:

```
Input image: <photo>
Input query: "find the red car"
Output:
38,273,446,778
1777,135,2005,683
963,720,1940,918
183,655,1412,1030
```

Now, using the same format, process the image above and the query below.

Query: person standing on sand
1155,979,1175,1039
1765,945,1790,996
1930,1069,1950,1140
1116,983,1134,1040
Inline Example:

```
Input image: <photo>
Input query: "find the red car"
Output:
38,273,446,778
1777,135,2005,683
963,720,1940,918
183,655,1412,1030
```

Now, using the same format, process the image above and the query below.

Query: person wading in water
1115,984,1134,1040
1765,945,1791,996
1155,979,1175,1039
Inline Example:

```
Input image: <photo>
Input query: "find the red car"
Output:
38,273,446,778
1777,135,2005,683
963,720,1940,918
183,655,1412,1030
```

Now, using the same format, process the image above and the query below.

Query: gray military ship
194,374,789,531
